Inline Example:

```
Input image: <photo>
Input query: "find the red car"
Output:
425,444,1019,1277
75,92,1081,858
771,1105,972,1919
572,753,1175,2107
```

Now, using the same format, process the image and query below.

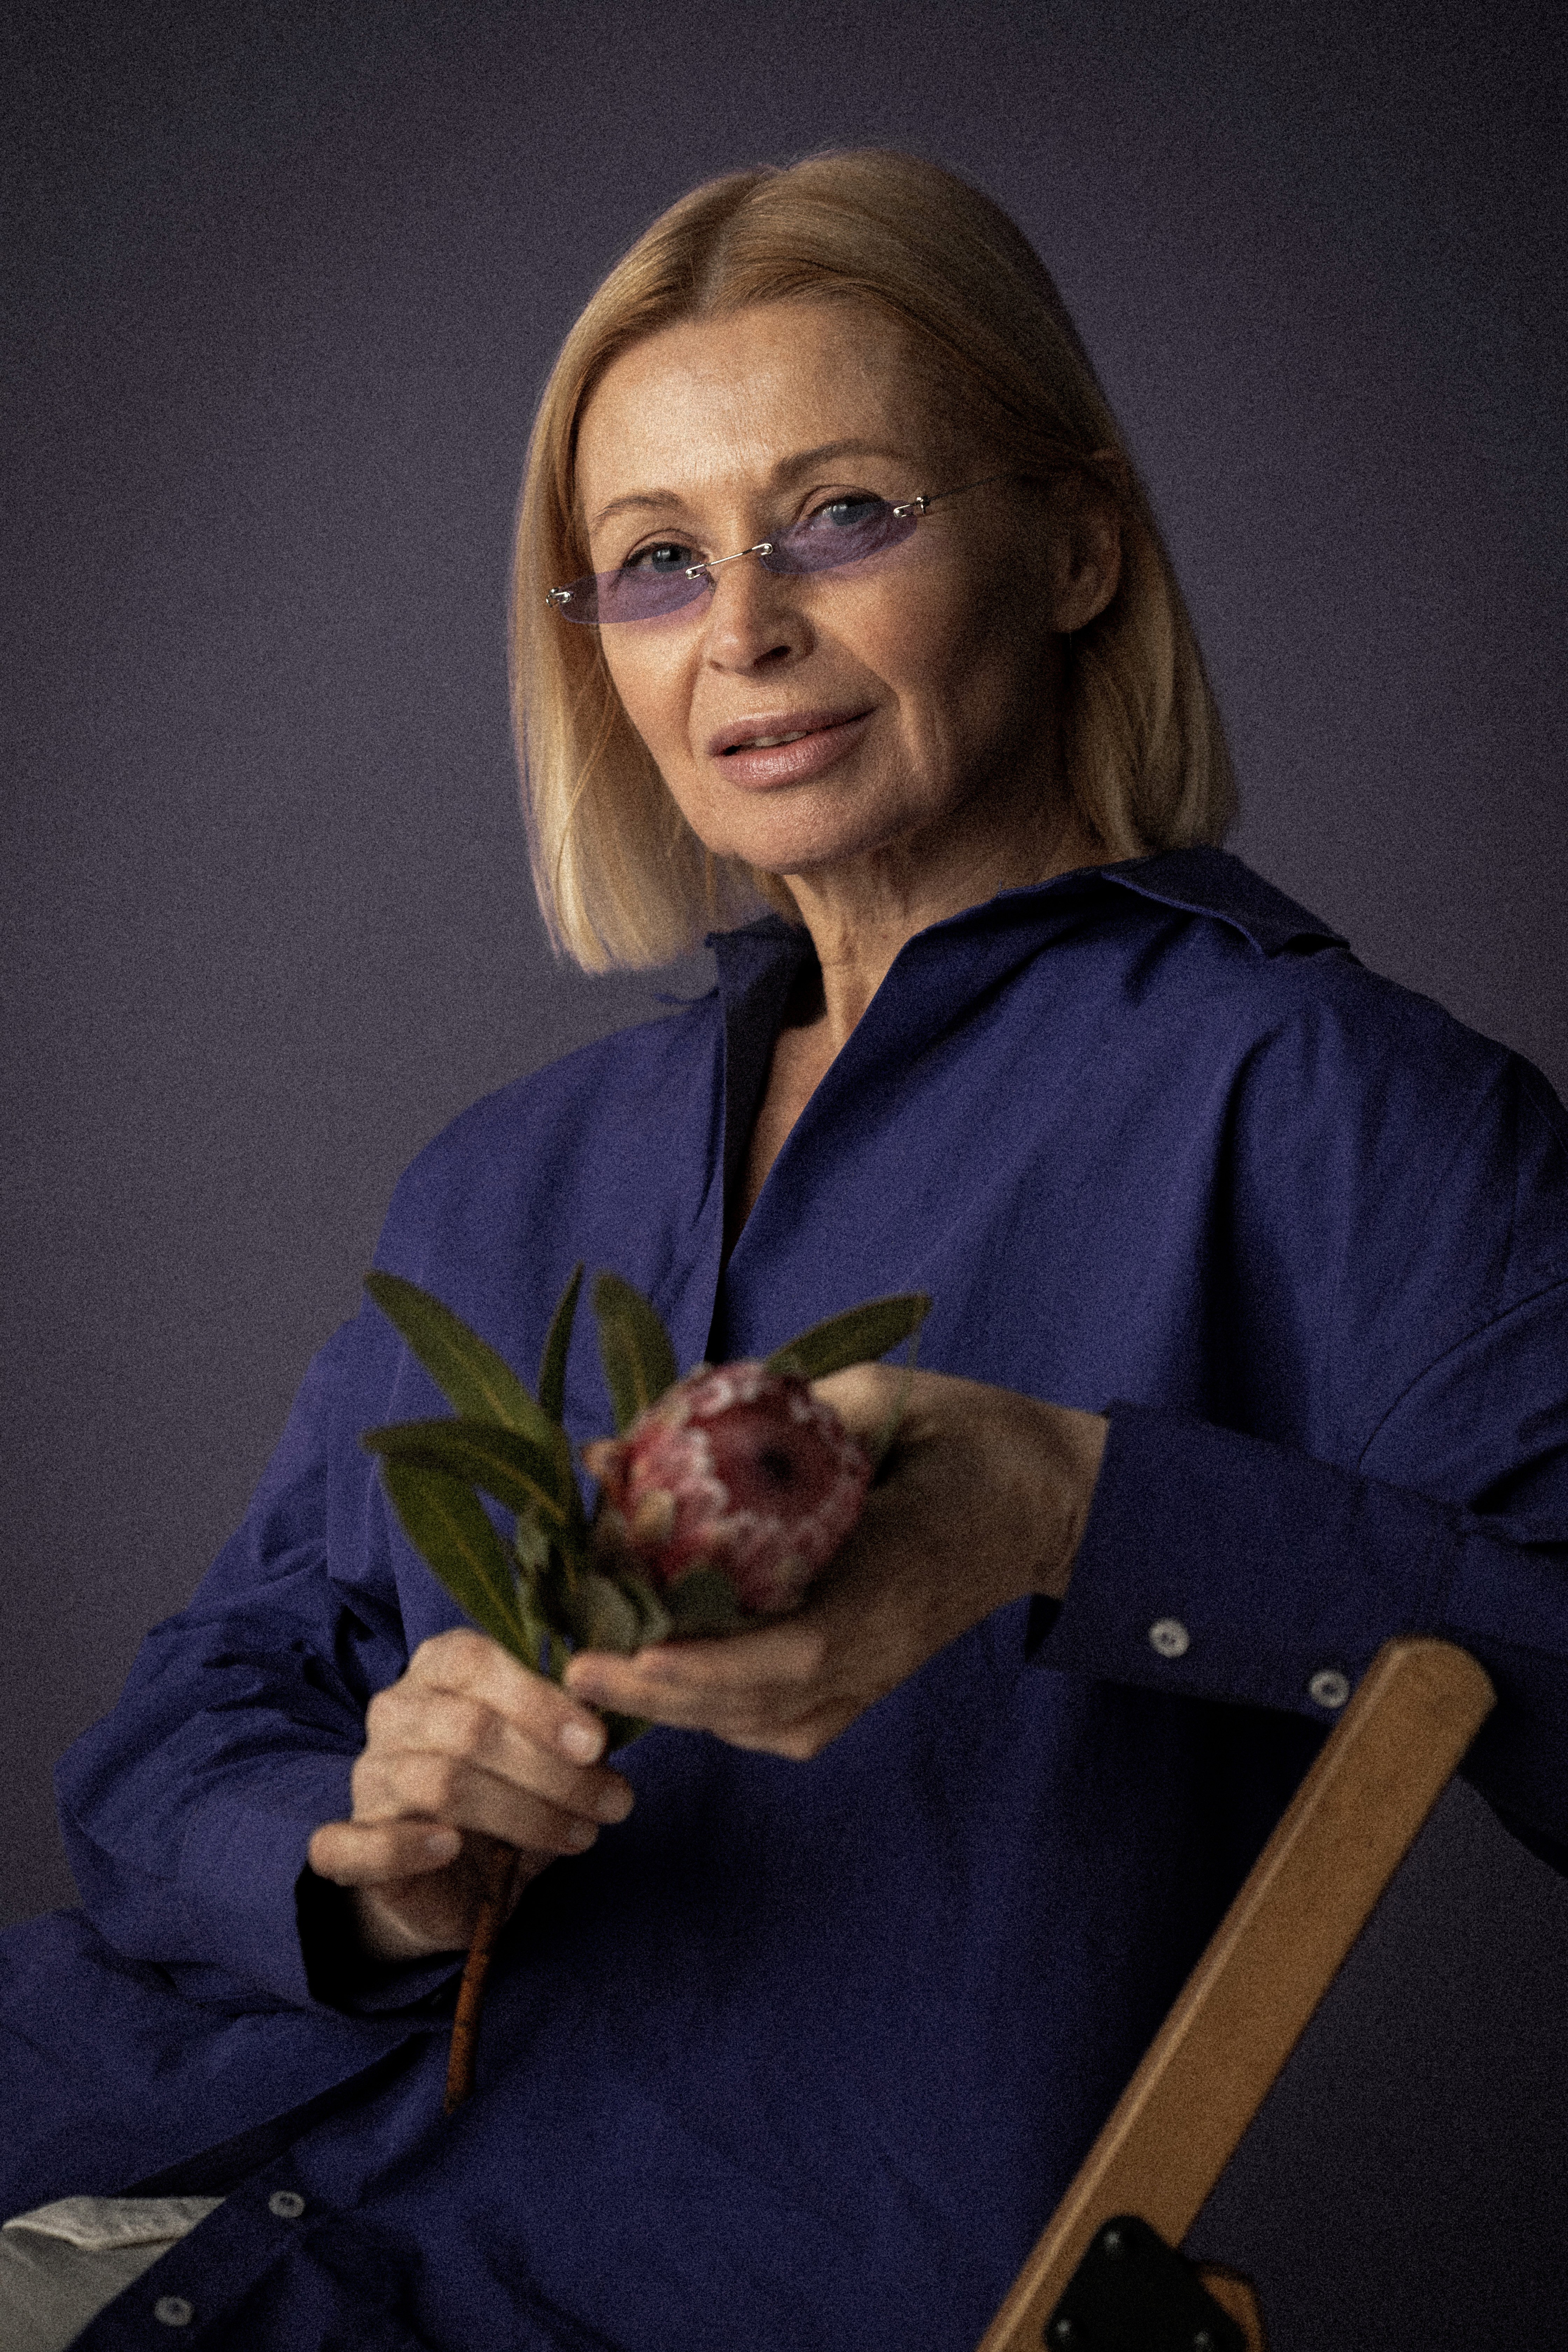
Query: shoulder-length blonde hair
512,149,1236,971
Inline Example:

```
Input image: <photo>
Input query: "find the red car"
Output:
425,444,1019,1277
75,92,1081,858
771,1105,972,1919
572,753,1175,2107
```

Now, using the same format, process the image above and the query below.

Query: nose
699,547,811,673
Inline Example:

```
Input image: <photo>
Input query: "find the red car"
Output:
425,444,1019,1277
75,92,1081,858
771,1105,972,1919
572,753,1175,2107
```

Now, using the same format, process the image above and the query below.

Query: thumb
308,1818,462,1887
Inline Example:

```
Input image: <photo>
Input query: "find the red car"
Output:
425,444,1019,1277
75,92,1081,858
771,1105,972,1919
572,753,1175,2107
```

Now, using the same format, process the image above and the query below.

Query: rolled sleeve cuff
1032,1401,1454,1718
178,1765,357,2009
176,1776,462,2018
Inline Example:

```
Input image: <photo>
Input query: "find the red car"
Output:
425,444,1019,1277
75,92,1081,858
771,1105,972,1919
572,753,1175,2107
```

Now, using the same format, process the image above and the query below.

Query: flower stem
443,1842,520,2113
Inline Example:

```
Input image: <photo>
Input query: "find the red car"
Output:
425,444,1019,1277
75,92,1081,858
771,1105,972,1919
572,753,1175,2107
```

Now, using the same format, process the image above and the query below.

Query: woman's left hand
563,1366,1107,1759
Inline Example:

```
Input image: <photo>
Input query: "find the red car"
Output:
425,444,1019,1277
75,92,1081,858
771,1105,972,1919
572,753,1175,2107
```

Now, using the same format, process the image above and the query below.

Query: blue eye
625,542,696,574
814,496,887,530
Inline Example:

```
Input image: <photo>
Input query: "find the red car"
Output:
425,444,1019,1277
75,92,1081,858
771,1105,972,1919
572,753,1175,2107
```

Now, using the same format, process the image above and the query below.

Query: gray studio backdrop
4,2,1566,2345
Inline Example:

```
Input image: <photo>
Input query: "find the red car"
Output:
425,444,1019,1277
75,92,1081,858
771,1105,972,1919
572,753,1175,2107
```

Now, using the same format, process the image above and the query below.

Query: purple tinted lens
552,499,917,621
570,565,707,624
761,499,915,576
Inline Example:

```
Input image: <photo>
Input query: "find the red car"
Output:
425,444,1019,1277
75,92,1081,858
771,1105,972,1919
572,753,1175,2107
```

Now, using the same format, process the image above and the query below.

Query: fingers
351,1739,619,1856
349,1627,635,1857
400,1626,610,1764
308,1817,461,1888
565,1610,877,1759
307,1821,531,1962
362,1676,625,1825
811,1361,923,1444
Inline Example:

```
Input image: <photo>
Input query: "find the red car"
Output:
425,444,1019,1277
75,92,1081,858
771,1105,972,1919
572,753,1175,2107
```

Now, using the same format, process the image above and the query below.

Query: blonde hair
511,149,1236,971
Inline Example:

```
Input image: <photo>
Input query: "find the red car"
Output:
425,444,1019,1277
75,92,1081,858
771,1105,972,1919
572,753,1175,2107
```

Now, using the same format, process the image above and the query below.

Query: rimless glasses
546,477,1002,626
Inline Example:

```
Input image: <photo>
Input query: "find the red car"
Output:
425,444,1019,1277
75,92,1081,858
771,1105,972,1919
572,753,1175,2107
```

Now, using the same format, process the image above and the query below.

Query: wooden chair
976,1638,1496,2352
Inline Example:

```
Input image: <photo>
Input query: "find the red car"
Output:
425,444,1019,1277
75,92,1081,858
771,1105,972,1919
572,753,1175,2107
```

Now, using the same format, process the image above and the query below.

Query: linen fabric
4,848,1567,2351
0,2202,223,2352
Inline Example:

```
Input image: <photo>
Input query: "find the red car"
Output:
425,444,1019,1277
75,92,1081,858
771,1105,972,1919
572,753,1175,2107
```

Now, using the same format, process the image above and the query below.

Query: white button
268,2190,305,2220
1309,1667,1351,1710
154,2297,194,2327
1149,1618,1190,1659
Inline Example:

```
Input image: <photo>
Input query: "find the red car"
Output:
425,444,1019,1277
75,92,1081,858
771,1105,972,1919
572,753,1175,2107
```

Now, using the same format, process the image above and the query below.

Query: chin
702,793,939,884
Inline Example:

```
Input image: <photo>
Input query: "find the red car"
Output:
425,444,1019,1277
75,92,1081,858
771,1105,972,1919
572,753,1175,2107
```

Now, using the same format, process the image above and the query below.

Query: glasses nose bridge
687,536,777,588
692,534,812,663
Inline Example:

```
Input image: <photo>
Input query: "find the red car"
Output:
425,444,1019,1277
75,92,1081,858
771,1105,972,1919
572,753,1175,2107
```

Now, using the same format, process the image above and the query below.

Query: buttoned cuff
1031,1401,1454,1718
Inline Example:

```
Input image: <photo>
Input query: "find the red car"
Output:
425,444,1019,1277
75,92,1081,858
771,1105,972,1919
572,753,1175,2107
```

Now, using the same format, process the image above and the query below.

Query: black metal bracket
1042,2214,1247,2352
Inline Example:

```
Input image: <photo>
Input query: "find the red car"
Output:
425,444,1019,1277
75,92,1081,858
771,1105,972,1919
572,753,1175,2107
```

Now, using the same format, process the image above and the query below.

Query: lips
705,708,872,788
707,708,868,757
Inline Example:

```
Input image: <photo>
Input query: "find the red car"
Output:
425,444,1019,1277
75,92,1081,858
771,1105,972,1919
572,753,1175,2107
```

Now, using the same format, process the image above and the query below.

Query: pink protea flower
582,1361,872,1616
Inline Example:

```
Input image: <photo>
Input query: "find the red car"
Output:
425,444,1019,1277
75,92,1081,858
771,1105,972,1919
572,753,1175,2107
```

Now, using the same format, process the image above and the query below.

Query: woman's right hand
306,1628,635,1962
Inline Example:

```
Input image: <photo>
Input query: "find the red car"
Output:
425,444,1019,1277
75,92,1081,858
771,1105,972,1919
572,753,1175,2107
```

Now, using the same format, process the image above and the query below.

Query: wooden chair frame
977,1638,1496,2352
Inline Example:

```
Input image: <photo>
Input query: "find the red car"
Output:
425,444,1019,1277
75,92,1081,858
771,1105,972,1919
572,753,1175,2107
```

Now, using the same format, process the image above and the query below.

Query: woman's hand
307,1629,635,1962
563,1366,1107,1760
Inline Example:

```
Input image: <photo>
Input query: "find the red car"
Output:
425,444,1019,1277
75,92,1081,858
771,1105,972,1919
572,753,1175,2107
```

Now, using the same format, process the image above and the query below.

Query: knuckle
349,1750,390,1811
412,1628,486,1681
439,1693,490,1757
363,1684,397,1738
406,1752,463,1815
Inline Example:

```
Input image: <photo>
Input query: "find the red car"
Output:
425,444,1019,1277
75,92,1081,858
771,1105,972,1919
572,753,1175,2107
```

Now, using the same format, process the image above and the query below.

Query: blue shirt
5,848,1568,2351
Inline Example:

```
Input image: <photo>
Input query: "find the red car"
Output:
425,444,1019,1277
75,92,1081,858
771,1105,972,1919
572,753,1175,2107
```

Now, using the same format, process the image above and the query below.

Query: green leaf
592,1272,679,1434
663,1566,748,1636
765,1292,930,1381
378,1457,530,1663
510,1512,555,1665
362,1417,574,1527
513,1509,554,1578
621,1575,674,1649
364,1271,558,1450
538,1264,584,1427
562,1572,644,1656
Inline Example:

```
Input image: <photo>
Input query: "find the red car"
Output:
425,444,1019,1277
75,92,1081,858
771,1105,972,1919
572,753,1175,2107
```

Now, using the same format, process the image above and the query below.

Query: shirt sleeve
1036,1274,1568,1863
52,1318,458,2014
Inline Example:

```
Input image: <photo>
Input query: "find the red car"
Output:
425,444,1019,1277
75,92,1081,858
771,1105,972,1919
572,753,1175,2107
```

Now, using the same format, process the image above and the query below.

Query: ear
1048,475,1122,635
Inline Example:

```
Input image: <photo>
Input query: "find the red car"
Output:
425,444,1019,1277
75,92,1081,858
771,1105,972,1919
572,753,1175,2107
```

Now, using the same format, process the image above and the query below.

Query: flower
583,1361,872,1616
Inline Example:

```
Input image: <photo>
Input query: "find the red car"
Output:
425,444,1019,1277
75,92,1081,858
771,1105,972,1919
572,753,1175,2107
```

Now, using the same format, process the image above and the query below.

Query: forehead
575,300,941,518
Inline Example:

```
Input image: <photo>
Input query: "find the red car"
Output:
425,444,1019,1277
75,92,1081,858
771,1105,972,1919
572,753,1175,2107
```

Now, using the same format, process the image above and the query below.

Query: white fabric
0,2197,222,2352
2,2197,223,2253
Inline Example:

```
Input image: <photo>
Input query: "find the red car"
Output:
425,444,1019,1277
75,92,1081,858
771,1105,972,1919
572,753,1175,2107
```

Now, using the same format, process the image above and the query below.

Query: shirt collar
709,847,1346,1007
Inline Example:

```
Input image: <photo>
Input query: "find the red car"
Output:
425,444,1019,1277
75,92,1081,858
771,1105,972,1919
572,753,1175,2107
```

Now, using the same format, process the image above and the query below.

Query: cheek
601,640,693,767
859,564,1027,742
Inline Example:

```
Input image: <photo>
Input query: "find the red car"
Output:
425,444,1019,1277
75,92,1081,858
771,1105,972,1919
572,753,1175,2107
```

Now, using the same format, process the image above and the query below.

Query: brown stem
443,1842,520,2113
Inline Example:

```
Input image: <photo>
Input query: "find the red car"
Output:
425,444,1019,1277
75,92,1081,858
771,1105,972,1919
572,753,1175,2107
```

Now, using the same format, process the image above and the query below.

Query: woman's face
572,300,1113,896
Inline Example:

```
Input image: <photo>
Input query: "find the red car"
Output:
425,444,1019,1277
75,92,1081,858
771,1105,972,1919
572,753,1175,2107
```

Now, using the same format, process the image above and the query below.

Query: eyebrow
586,439,915,534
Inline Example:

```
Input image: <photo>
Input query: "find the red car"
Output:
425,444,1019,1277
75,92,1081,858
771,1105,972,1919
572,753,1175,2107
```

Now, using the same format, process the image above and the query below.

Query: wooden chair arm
977,1637,1496,2352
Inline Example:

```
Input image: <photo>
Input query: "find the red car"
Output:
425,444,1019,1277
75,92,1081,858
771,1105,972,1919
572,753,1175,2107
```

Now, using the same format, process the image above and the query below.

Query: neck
778,791,1101,1053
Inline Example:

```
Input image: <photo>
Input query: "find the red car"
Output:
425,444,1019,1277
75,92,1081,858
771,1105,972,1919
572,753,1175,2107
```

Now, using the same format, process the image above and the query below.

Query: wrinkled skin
308,1366,1105,1961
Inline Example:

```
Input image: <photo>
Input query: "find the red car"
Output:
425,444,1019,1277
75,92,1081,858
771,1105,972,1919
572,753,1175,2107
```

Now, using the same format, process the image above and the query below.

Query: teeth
742,732,808,750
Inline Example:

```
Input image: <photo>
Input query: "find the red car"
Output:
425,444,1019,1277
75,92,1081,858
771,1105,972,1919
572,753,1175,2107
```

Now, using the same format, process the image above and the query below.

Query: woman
4,150,1566,2352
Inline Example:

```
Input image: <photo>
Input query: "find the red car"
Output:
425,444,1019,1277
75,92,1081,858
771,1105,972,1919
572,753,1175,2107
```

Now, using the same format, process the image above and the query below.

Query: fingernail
421,1828,461,1862
559,1718,603,1763
595,1782,634,1824
565,1819,598,1851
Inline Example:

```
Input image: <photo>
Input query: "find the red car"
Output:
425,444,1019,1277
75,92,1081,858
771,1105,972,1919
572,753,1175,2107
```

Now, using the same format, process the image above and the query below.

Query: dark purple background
4,2,1566,2342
